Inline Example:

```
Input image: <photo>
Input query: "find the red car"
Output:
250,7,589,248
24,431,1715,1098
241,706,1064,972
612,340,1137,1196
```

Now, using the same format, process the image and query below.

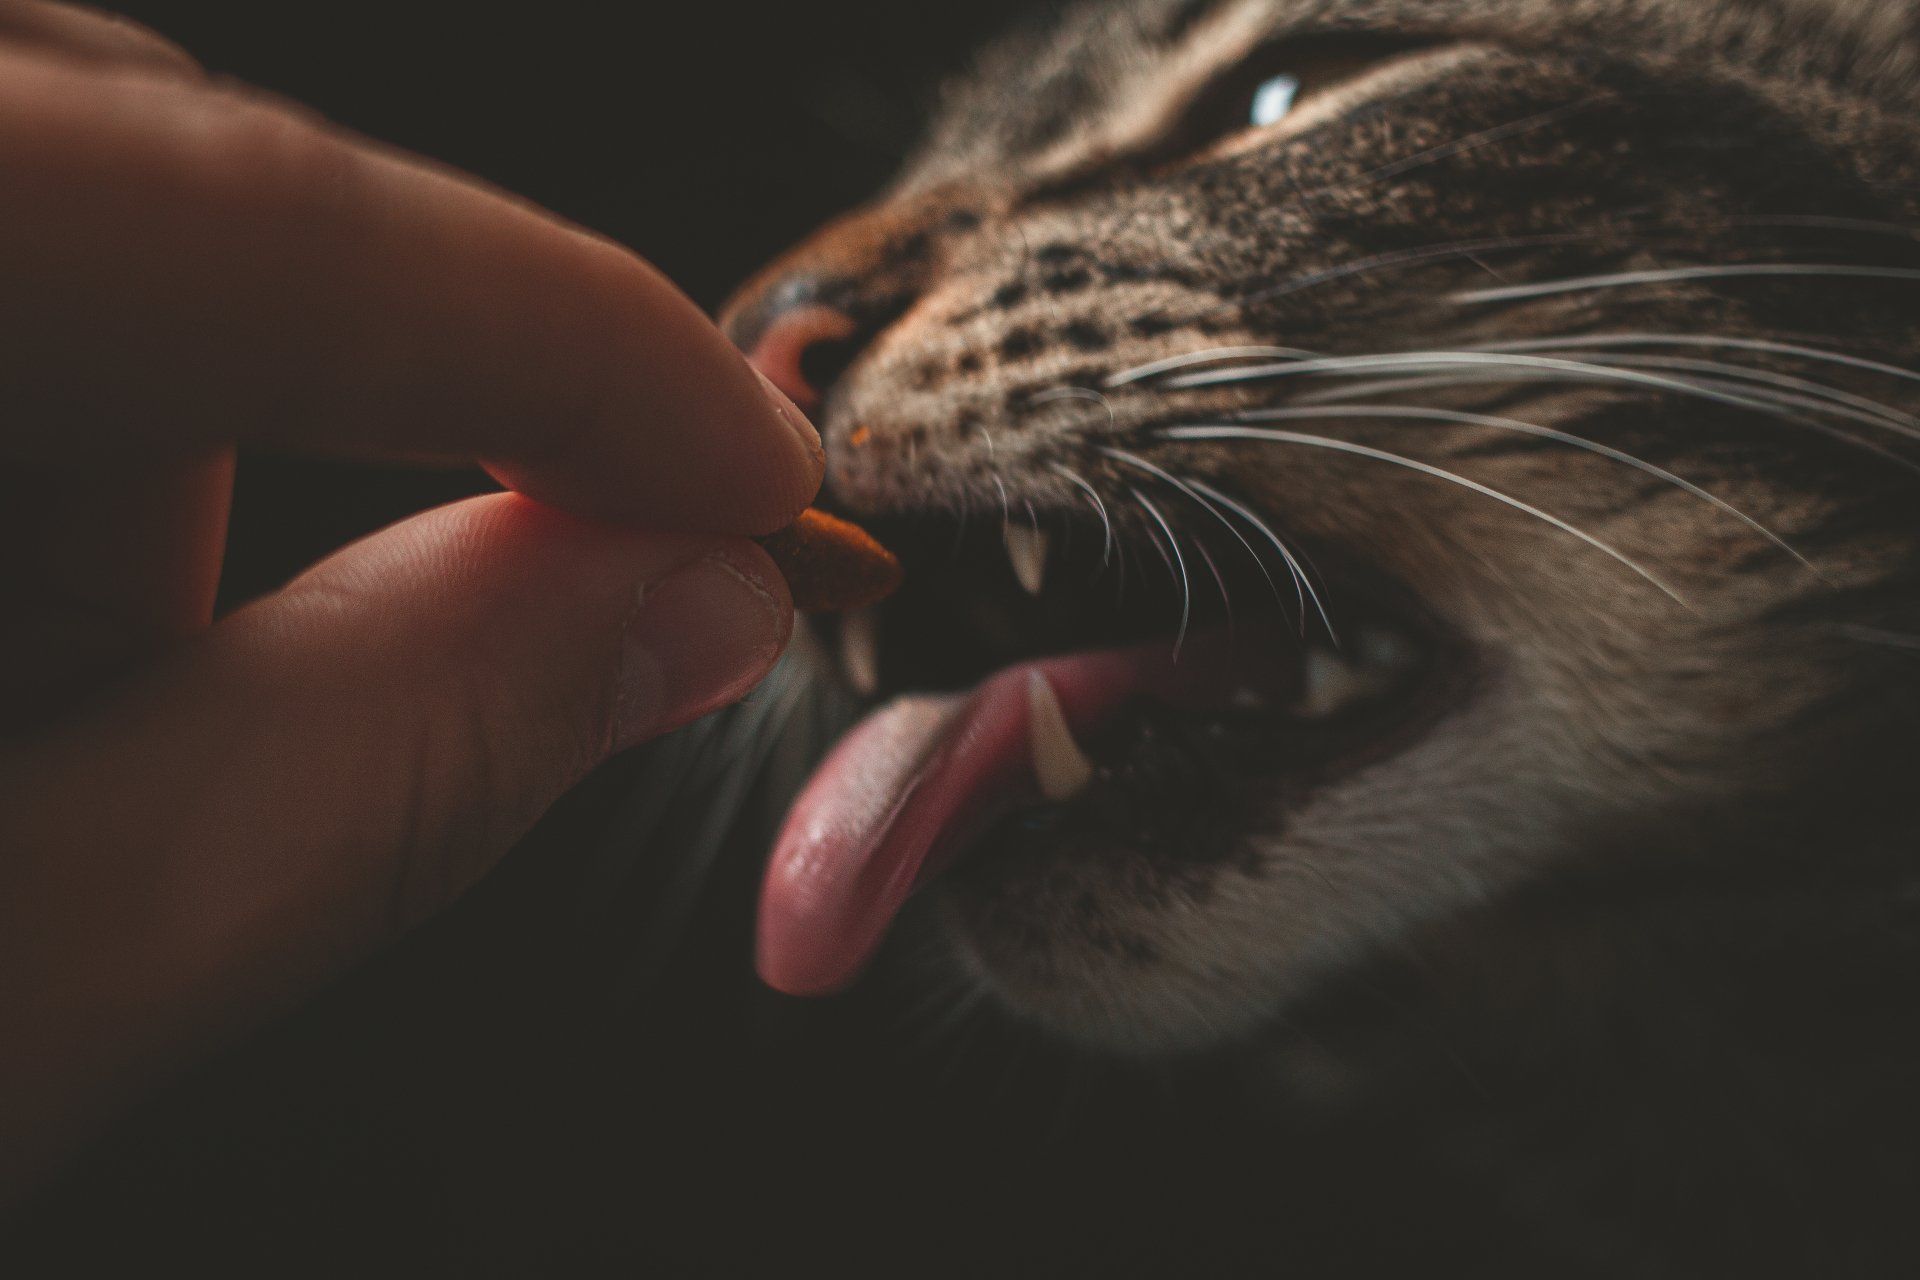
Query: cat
708,0,1920,1272
25,2,1920,1273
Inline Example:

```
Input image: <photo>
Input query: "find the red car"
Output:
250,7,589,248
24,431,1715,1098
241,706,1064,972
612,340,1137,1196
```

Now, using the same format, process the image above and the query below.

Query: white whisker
1049,462,1116,568
1163,424,1689,606
1572,353,1920,434
1192,537,1235,630
1826,623,1920,652
1102,345,1320,389
1129,486,1194,659
1100,446,1300,625
1476,332,1920,388
1291,364,1920,475
1184,477,1336,642
1453,262,1920,305
1230,403,1812,570
1230,233,1602,310
1026,385,1119,430
1166,348,1920,446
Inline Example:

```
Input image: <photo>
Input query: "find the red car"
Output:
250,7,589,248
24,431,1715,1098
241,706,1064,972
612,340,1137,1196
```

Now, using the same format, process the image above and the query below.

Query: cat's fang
841,608,881,698
1005,525,1049,595
1027,670,1096,801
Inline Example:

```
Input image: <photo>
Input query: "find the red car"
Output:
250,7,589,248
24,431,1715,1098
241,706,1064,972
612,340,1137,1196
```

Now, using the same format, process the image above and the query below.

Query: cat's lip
756,507,1444,996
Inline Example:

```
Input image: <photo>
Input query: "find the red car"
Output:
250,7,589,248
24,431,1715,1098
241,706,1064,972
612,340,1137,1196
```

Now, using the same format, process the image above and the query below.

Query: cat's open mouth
755,507,1457,997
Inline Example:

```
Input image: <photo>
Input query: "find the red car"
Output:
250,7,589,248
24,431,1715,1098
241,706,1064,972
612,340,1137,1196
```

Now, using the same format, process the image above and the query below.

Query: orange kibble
758,508,903,614
848,426,873,448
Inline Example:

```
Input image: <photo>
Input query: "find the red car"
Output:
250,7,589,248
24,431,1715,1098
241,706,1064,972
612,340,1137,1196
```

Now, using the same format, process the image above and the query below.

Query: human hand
0,1,821,1200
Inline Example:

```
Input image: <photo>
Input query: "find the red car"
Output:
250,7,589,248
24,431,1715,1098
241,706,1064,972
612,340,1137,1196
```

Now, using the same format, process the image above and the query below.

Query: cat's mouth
755,506,1458,997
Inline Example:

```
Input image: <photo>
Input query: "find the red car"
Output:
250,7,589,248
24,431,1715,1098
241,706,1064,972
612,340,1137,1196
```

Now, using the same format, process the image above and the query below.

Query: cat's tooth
1027,670,1095,802
840,608,881,698
1005,525,1049,596
1293,647,1376,720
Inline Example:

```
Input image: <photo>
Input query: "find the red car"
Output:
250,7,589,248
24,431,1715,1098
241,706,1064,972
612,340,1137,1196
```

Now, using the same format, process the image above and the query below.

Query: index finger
0,47,822,534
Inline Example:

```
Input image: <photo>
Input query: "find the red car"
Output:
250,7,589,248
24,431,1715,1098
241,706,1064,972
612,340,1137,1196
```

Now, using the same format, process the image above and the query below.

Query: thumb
1,492,790,1183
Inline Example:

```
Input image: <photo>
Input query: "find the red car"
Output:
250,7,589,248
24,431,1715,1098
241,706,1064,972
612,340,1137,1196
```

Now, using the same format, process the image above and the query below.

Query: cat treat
758,508,902,614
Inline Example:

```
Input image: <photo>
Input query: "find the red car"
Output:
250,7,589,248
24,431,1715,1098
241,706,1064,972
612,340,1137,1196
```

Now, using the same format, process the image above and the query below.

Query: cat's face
725,0,1920,1052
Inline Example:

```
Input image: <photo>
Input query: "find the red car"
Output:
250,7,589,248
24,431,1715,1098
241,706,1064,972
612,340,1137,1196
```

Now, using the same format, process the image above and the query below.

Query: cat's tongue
757,636,1274,995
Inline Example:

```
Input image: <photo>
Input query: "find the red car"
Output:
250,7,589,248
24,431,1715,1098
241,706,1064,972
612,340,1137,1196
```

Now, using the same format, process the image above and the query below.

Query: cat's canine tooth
840,608,881,698
1027,670,1095,802
1294,647,1377,720
1004,524,1049,596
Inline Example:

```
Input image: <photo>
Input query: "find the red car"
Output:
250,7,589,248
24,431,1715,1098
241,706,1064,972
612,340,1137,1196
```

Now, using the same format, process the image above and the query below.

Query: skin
0,1,821,1202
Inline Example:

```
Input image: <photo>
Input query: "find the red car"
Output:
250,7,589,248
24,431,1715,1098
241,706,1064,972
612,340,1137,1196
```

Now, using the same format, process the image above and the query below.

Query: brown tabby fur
717,0,1920,1271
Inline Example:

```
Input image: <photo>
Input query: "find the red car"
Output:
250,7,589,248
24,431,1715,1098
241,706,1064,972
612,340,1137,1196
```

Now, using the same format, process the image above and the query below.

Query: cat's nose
723,193,976,411
738,299,864,414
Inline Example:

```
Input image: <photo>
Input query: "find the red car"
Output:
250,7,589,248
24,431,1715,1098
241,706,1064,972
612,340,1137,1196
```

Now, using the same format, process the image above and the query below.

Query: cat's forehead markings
1023,0,1279,181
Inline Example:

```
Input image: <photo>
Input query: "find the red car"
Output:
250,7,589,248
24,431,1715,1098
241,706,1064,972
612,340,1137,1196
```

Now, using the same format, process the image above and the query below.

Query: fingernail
755,367,826,475
615,549,790,749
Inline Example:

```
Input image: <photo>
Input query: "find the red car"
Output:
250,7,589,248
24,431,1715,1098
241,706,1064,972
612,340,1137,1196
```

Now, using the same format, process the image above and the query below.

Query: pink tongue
755,652,1145,996
756,631,1291,996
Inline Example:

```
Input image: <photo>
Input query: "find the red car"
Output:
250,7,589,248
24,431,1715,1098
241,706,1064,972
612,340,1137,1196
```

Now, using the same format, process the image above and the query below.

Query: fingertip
613,537,795,749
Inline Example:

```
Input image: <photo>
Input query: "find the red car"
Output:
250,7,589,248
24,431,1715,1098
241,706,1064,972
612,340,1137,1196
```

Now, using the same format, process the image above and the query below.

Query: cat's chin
922,874,1297,1055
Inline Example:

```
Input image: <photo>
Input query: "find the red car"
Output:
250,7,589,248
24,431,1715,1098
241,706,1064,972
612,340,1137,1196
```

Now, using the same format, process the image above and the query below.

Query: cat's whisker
1128,486,1194,659
1184,477,1335,642
1099,446,1299,626
1473,332,1920,388
1226,231,1611,312
1049,462,1117,569
1166,348,1920,446
1645,374,1920,473
1192,538,1236,632
1162,424,1690,607
1824,623,1920,653
1228,403,1814,572
1102,345,1321,389
1283,364,1920,476
1289,371,1518,403
1452,262,1920,305
1563,353,1920,434
1026,384,1120,429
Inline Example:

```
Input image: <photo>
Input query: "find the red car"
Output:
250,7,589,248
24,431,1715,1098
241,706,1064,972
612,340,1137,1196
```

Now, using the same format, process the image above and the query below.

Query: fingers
0,46,822,534
0,1,202,77
0,451,233,722
0,492,792,1189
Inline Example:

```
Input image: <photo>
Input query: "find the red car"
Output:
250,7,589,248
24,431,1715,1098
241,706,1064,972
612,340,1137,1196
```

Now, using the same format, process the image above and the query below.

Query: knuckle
189,83,365,224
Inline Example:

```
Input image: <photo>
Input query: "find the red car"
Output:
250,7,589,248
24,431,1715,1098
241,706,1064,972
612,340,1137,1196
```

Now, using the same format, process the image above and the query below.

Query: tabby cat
711,0,1920,1272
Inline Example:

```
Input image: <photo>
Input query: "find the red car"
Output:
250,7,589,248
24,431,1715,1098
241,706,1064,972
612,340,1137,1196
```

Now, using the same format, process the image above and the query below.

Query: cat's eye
1148,33,1440,166
1249,73,1301,128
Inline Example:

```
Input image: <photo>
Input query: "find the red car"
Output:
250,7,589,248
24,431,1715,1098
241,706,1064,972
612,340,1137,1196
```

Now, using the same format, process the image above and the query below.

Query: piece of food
758,508,902,614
